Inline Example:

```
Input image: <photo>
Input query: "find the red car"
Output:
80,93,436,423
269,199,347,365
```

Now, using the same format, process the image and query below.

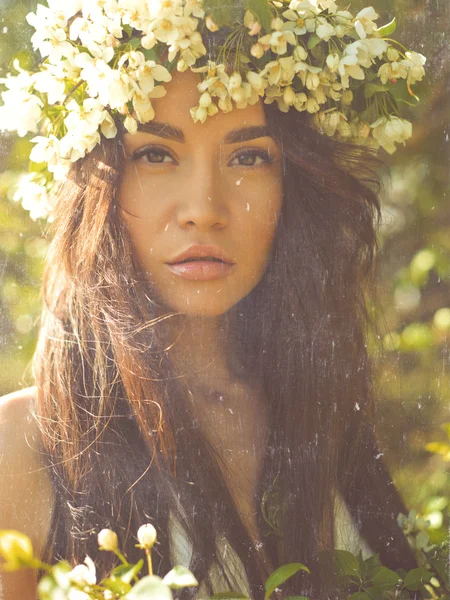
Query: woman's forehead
147,68,268,142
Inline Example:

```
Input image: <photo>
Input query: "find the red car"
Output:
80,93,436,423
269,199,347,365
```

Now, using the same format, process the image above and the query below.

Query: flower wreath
0,0,426,220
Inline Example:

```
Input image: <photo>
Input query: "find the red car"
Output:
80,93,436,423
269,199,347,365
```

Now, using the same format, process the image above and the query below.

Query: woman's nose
176,174,229,231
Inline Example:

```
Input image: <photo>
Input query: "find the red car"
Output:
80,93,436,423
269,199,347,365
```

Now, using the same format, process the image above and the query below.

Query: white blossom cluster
0,0,426,220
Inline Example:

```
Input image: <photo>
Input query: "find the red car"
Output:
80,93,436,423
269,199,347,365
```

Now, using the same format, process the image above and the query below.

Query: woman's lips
166,260,234,281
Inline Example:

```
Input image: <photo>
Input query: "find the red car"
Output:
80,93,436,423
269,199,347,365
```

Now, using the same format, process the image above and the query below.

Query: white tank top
168,490,374,599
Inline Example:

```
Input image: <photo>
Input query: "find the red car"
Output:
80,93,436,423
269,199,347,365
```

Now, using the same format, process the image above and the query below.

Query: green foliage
244,0,273,31
264,563,310,599
2,512,450,599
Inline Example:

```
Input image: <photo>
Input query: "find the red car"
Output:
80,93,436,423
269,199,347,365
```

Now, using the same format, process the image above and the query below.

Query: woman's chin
162,296,237,317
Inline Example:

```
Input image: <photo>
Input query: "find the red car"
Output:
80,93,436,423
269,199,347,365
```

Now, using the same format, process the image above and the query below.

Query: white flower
128,58,172,95
370,115,412,154
318,0,338,12
282,85,296,106
64,98,105,138
168,31,206,67
293,45,308,62
402,51,426,85
73,54,114,99
0,83,43,137
305,71,320,90
124,114,138,133
387,47,400,62
312,109,341,136
250,43,265,59
263,56,296,87
184,0,205,19
97,529,118,552
326,53,340,72
259,18,297,55
26,4,76,63
133,93,156,122
33,68,66,104
204,15,219,32
354,7,379,39
341,89,353,105
68,556,97,588
137,524,158,549
30,134,60,165
305,96,320,113
315,17,335,41
12,173,52,221
101,112,118,138
293,91,308,111
338,54,365,88
244,10,262,35
246,71,268,96
294,60,321,88
47,0,83,20
282,9,308,36
378,61,408,84
310,83,327,104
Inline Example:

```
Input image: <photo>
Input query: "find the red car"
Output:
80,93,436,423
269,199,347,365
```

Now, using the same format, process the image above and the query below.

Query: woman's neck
159,312,234,389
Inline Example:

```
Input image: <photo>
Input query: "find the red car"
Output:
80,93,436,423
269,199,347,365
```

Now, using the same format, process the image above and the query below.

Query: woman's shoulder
0,386,55,555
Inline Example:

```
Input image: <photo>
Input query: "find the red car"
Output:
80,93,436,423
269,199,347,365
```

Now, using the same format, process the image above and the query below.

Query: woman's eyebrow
136,122,271,144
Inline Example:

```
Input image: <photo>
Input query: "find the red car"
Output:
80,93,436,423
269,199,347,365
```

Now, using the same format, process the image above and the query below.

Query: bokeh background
0,0,449,548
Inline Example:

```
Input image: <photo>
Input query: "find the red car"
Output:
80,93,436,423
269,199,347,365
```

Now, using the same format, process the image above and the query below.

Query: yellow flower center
297,17,305,27
161,19,172,30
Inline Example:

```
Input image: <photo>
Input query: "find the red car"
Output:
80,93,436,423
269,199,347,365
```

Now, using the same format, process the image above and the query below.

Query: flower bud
341,90,353,105
293,45,308,62
249,22,261,36
137,524,157,549
229,72,242,90
387,47,400,62
205,15,219,32
199,92,212,108
250,43,264,59
98,529,118,552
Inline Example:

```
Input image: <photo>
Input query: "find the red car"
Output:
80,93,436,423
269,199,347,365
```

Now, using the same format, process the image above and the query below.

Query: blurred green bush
0,0,449,549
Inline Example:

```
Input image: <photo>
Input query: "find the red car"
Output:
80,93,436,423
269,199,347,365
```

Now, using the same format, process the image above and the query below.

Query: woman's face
117,69,283,317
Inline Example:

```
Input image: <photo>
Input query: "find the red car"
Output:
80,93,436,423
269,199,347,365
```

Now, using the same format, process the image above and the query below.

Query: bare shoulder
0,386,55,554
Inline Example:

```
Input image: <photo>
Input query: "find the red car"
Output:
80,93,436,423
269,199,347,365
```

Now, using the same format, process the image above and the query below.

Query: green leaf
332,550,361,578
129,38,141,49
349,593,371,600
101,577,132,595
264,563,310,600
370,566,402,588
125,575,172,600
307,34,321,50
429,557,449,583
202,0,242,26
403,568,433,591
110,560,143,584
142,48,159,62
376,17,397,38
244,0,272,31
210,593,250,599
162,565,198,589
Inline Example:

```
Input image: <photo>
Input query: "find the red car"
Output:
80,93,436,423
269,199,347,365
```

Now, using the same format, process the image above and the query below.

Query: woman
0,2,425,598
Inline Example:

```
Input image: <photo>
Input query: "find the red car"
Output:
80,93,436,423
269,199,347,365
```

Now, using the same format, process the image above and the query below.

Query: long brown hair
33,101,420,599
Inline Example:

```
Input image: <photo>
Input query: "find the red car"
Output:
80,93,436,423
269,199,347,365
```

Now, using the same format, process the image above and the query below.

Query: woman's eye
228,149,272,167
131,146,176,165
130,146,272,167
